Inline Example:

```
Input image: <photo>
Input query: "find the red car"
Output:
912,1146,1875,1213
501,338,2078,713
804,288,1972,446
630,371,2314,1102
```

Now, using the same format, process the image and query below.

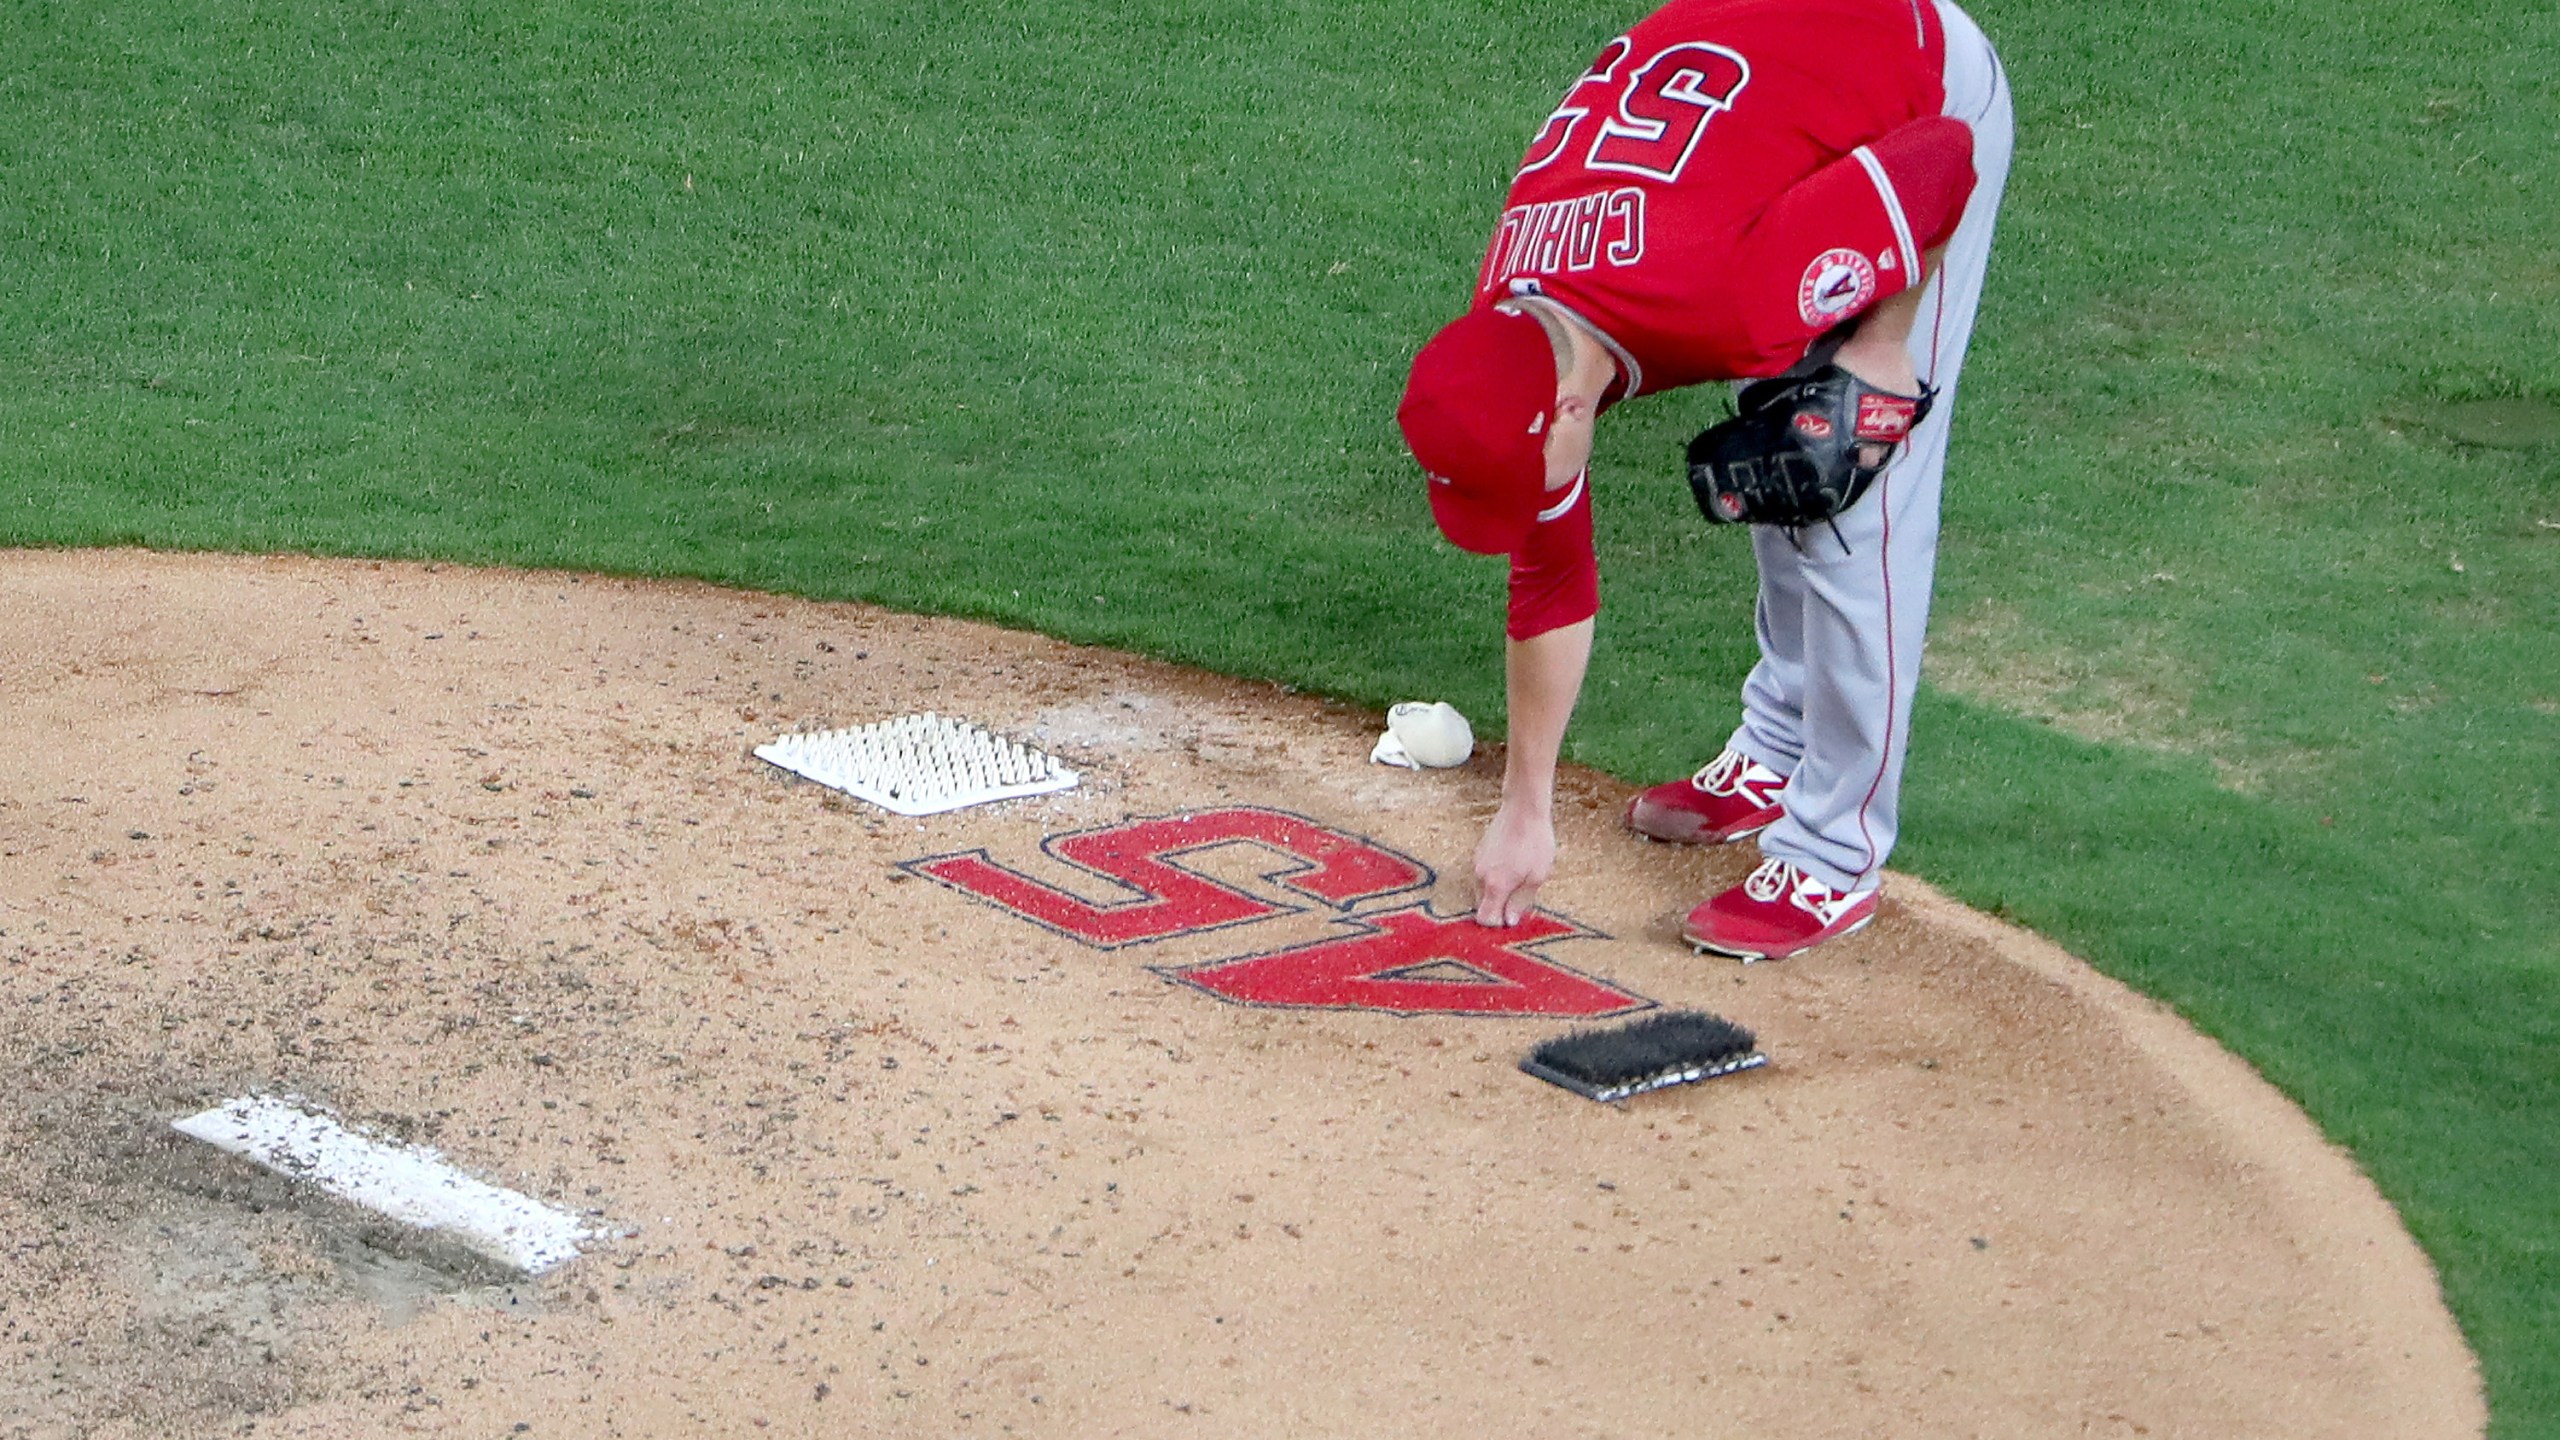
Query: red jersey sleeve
1730,115,1976,364
1863,114,1976,255
1506,472,1600,640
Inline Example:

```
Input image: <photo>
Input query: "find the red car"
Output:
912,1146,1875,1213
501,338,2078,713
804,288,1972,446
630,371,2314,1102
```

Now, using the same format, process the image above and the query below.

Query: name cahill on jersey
1477,187,1648,291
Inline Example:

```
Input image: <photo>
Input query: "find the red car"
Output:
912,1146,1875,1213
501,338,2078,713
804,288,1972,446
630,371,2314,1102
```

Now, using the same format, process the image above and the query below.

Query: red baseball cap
1397,306,1556,555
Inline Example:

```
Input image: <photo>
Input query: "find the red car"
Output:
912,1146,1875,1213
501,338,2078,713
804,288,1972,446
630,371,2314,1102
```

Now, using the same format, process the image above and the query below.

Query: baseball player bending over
1398,0,2011,961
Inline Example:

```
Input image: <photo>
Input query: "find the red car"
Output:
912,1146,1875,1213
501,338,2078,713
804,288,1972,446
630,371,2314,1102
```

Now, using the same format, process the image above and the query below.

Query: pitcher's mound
0,550,2482,1438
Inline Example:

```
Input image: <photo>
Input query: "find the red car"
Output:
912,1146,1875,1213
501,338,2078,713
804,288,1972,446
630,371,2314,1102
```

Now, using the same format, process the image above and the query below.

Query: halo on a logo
1797,248,1879,328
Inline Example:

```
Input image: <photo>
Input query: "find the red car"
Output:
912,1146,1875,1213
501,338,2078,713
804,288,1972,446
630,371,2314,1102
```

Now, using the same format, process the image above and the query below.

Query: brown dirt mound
0,549,2482,1439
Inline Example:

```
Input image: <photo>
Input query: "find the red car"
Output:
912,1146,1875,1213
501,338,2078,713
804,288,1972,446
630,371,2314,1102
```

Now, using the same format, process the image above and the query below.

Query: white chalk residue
173,1095,599,1274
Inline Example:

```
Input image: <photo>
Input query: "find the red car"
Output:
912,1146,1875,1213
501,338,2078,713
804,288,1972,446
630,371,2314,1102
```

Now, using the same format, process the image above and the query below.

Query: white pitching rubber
174,1095,601,1275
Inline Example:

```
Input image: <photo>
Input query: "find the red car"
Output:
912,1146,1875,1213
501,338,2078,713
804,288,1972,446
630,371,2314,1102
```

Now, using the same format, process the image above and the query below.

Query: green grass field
6,0,2554,1429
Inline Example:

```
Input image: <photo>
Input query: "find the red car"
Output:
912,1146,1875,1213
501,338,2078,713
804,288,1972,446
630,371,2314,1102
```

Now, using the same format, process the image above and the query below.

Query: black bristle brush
1520,1010,1768,1103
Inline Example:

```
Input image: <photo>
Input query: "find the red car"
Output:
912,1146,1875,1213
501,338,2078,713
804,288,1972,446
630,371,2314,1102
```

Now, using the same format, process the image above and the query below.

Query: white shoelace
1694,750,1786,807
1741,859,1871,924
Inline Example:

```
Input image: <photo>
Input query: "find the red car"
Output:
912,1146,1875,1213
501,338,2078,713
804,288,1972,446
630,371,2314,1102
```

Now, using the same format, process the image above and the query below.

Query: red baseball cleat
1683,859,1879,963
1624,749,1788,844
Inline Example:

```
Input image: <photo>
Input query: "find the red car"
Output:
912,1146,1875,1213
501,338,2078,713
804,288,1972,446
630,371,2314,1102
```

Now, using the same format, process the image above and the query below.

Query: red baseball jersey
1476,0,1975,392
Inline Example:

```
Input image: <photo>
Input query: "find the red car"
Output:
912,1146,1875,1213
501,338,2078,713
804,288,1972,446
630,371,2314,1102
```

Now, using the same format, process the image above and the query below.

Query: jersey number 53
1519,36,1751,184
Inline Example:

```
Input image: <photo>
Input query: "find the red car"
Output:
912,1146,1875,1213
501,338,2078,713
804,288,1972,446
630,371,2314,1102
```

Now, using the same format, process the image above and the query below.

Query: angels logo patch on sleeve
1797,248,1879,328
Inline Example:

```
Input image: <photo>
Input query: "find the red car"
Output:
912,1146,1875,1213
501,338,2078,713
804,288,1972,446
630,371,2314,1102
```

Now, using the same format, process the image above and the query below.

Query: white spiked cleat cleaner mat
755,711,1078,816
173,1095,601,1274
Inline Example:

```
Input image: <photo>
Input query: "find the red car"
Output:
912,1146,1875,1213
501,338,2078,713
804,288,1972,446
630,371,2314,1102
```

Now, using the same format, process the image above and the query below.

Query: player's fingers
1474,879,1514,927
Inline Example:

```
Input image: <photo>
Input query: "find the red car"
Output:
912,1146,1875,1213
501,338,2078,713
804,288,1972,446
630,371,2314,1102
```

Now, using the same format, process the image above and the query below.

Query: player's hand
1474,802,1557,927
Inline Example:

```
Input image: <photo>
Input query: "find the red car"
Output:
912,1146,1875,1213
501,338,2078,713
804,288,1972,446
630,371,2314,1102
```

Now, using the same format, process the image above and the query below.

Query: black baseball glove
1686,361,1934,530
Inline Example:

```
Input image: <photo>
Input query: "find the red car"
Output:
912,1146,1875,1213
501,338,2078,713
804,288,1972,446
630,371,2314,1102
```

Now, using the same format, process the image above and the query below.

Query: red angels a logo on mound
1797,247,1878,328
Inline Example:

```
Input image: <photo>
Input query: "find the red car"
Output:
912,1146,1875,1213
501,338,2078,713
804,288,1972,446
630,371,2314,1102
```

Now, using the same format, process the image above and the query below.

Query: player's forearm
1500,617,1595,815
1833,245,1944,395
